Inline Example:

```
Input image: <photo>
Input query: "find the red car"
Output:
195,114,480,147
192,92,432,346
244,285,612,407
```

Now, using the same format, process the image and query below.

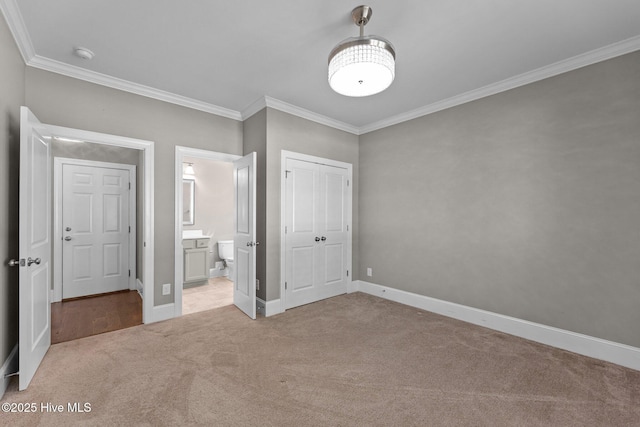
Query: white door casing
233,152,257,319
61,162,133,299
18,107,51,391
283,153,351,310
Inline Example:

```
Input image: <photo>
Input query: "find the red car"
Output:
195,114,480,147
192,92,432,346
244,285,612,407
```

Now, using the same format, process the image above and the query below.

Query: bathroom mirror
183,178,195,225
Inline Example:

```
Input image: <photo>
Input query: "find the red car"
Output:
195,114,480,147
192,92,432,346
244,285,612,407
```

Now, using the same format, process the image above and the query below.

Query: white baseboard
151,303,175,323
355,280,640,371
136,278,144,296
1,344,18,400
257,298,282,317
347,280,359,294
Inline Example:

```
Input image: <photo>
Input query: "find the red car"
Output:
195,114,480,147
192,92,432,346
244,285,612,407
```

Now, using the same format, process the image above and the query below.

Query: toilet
217,240,234,281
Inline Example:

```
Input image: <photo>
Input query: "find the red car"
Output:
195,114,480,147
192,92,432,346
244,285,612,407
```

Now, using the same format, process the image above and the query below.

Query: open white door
233,152,256,319
17,107,52,390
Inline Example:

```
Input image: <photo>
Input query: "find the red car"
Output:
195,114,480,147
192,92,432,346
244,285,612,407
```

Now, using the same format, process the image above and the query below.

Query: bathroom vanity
183,232,210,285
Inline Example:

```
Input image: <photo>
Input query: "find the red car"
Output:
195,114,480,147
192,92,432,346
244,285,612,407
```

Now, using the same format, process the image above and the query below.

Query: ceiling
3,0,640,133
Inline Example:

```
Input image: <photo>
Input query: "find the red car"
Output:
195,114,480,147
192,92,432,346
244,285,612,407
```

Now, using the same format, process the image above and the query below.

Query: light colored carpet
2,293,639,426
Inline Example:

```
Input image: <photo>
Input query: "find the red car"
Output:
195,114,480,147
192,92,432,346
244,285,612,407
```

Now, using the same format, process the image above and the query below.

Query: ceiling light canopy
328,5,396,97
184,163,195,175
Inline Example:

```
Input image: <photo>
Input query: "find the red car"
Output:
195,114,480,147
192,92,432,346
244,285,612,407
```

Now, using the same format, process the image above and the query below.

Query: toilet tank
217,240,234,260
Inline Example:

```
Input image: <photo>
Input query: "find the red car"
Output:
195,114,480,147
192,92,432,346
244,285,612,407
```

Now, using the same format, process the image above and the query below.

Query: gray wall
359,51,640,347
265,108,359,301
0,12,24,371
25,67,243,305
183,156,234,266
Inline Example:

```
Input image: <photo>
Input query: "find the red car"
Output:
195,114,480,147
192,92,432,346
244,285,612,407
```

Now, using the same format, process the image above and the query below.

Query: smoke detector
74,47,95,60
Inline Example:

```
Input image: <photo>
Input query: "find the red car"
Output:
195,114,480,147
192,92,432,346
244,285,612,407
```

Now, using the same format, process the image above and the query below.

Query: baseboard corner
151,303,175,323
257,297,282,317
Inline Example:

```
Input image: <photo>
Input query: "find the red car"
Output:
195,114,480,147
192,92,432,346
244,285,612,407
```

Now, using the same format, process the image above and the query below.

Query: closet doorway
281,151,352,310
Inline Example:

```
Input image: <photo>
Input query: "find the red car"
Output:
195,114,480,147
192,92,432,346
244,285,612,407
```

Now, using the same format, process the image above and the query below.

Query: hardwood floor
51,290,142,344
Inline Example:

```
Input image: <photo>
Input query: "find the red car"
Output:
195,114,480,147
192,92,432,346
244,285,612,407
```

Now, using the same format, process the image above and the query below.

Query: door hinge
347,225,349,231
128,269,131,277
129,182,131,190
347,270,349,277
129,226,131,233
347,179,350,187
285,226,287,234
285,282,287,290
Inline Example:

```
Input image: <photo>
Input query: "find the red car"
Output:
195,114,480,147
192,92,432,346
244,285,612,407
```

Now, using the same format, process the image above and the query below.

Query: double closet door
284,156,351,309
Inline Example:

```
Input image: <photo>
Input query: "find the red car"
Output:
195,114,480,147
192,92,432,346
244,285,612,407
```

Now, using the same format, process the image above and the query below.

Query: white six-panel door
284,157,350,309
233,152,257,319
18,107,51,391
62,164,131,299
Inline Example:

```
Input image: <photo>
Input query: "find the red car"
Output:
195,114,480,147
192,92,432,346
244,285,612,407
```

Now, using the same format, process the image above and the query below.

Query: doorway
17,107,155,390
53,158,137,300
174,146,257,319
181,155,234,315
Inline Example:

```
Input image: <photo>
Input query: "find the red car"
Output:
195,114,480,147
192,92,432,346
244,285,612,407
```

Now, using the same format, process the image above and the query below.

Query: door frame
45,125,155,323
280,150,353,312
52,157,137,302
174,146,241,317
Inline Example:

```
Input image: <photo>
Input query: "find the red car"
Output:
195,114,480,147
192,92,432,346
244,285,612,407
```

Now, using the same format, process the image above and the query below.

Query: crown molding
241,96,360,135
27,55,243,121
359,35,640,134
0,0,35,62
241,97,268,121
4,0,639,135
265,96,359,135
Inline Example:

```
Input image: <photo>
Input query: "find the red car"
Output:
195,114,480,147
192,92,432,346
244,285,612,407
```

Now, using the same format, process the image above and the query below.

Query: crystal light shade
328,36,395,97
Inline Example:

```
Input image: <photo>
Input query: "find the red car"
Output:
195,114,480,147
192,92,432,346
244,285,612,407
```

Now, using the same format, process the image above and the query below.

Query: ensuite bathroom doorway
174,147,257,319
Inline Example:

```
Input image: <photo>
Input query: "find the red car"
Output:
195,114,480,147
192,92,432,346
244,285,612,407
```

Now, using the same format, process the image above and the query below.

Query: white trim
2,0,639,135
152,303,175,323
28,55,242,121
42,124,155,324
257,298,283,317
356,280,640,371
280,150,353,313
0,344,18,399
174,146,241,319
241,96,360,135
0,0,35,62
136,278,144,296
360,35,640,134
53,158,137,302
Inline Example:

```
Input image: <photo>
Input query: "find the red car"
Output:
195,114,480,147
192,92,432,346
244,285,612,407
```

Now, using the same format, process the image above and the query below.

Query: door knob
321,236,327,241
246,242,254,247
64,236,72,241
65,227,72,231
7,258,24,267
27,257,41,266
315,237,320,242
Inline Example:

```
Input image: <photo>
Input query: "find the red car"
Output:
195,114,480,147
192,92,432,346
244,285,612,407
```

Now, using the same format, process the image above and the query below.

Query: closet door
284,158,349,309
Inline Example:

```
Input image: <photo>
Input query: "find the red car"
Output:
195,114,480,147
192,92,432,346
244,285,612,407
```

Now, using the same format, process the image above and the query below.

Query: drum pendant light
328,5,396,97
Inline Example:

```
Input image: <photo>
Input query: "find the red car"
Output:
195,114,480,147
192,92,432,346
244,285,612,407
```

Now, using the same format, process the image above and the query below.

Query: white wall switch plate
162,283,171,295
367,268,373,277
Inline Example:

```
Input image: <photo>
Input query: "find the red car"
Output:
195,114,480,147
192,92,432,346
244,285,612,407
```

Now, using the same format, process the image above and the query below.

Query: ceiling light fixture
184,163,195,175
328,5,396,97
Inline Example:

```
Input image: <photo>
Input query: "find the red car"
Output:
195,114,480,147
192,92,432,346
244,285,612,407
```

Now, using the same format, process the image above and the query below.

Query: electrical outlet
256,279,260,290
367,268,373,277
162,283,171,295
